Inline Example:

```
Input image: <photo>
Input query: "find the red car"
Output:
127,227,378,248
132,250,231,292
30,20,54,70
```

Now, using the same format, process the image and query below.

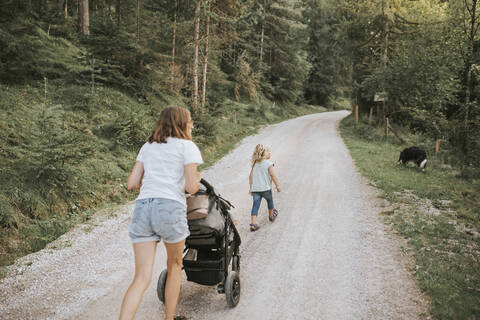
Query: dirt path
0,111,430,319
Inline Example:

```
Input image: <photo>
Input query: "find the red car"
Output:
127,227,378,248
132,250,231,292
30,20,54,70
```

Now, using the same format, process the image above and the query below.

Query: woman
119,106,202,320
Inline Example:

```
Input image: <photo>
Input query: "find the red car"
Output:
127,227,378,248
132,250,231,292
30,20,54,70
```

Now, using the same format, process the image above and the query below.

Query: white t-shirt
251,159,273,192
136,137,203,206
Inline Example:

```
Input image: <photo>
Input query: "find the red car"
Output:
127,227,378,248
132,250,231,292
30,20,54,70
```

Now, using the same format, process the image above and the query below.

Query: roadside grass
340,115,480,320
0,83,323,276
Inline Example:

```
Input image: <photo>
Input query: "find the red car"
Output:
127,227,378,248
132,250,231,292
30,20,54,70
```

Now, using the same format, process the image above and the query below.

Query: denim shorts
251,190,274,216
129,198,190,244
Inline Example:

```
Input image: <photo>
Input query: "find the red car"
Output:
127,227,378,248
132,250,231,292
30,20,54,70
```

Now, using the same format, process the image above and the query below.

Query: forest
0,0,479,289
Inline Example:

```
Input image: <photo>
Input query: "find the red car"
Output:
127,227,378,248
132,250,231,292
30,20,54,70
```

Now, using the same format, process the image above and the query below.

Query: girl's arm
268,165,281,192
126,161,144,190
185,163,201,194
248,167,253,195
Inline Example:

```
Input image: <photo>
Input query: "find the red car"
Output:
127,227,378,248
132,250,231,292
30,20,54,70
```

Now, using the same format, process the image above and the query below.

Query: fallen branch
387,120,405,143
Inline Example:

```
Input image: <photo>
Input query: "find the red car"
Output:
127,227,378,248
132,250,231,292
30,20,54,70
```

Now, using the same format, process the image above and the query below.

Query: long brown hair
147,106,192,143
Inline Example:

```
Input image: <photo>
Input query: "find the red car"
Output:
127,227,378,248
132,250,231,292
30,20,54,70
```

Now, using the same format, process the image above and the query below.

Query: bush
111,108,151,149
0,23,90,84
0,194,16,228
23,105,95,191
192,111,218,148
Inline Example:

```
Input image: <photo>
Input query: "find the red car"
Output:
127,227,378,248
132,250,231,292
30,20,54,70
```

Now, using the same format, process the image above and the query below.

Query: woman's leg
119,241,157,320
164,240,185,320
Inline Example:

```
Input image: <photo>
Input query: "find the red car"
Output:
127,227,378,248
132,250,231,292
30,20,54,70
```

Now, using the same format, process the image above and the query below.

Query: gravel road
0,110,430,320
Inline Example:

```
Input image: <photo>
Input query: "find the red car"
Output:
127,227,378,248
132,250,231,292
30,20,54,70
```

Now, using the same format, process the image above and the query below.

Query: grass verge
340,115,480,320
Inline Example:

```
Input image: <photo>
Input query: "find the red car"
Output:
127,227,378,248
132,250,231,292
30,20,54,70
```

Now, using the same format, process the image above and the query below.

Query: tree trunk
117,0,121,28
79,0,89,35
465,0,478,129
64,0,68,19
378,0,389,126
466,64,472,126
201,1,211,108
259,0,266,65
192,0,201,112
171,0,177,91
136,0,141,42
269,27,273,65
377,103,385,128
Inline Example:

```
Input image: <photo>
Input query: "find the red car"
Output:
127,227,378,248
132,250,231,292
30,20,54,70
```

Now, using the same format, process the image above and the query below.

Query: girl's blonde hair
147,106,192,143
251,144,271,166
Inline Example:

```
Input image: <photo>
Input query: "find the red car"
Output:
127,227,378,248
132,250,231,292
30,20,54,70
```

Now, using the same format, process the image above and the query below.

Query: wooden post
385,117,389,137
368,107,373,125
355,104,359,124
435,139,441,154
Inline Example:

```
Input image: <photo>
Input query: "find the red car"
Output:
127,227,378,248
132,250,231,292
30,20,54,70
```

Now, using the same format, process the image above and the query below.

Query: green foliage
82,19,140,91
111,107,152,149
0,23,91,83
25,105,94,190
191,112,217,150
302,0,349,106
0,194,16,228
327,0,480,168
229,0,309,103
233,52,259,101
0,84,143,263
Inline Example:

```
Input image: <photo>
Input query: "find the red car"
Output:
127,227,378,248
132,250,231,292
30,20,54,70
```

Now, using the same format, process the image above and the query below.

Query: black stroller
156,179,242,307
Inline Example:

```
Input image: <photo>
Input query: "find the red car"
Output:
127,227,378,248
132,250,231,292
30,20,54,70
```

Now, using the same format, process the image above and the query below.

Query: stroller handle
200,178,214,193
200,178,235,210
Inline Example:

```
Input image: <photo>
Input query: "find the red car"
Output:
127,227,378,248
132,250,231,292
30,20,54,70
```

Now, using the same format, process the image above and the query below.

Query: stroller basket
183,248,225,286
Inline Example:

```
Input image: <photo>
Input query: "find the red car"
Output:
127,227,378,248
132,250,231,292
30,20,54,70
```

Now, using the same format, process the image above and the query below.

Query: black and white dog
398,146,427,170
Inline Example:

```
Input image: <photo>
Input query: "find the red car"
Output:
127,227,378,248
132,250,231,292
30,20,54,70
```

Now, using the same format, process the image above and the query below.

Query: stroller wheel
225,271,240,307
157,269,168,304
232,255,240,272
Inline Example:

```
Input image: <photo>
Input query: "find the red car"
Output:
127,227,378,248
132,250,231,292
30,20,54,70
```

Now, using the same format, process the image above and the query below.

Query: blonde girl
120,106,202,320
248,144,281,231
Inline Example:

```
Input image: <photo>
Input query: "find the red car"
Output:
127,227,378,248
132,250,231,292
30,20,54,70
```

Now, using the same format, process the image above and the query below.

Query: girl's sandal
269,209,278,222
249,223,260,232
